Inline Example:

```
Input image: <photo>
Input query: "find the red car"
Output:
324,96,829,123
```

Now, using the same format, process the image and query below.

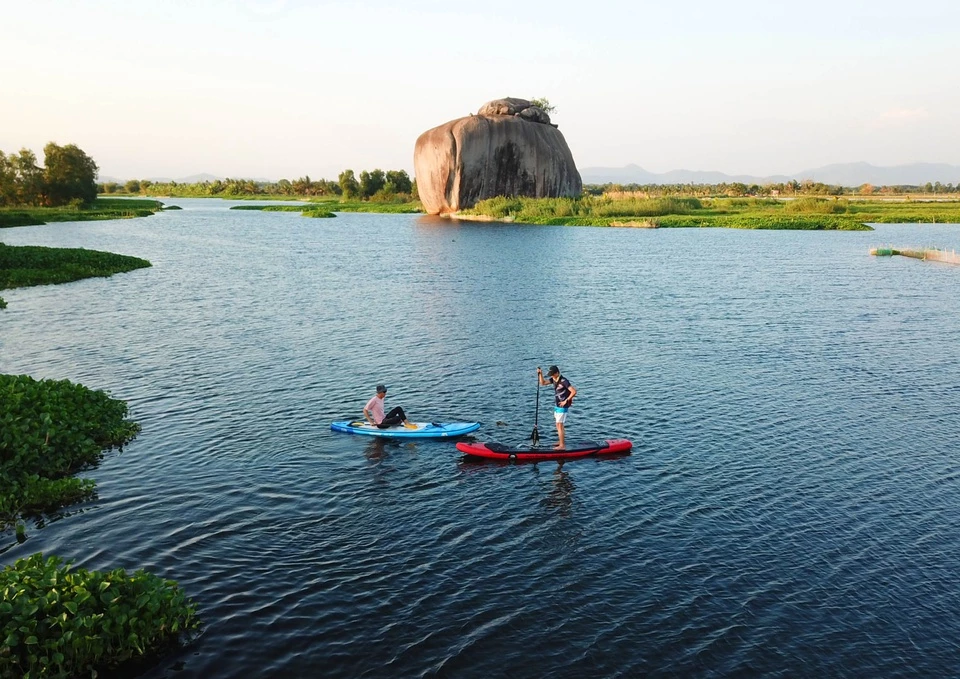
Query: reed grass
784,197,850,214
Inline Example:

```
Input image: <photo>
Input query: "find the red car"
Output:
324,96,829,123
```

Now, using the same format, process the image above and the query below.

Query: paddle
531,368,541,446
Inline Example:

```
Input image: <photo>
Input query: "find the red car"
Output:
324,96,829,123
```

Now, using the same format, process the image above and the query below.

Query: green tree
292,175,314,196
13,149,44,206
43,142,99,206
529,97,556,114
385,169,412,195
339,169,359,199
727,182,748,197
359,169,386,199
0,153,17,206
319,179,342,196
124,179,141,194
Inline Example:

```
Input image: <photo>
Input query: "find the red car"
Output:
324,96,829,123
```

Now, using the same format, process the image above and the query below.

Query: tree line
587,179,960,198
101,169,417,202
0,143,99,207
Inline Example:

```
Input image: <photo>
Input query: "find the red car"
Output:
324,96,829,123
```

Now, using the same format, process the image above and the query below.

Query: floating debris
870,246,960,265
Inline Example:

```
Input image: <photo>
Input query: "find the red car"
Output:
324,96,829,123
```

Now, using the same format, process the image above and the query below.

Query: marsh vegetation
0,198,163,228
458,195,960,230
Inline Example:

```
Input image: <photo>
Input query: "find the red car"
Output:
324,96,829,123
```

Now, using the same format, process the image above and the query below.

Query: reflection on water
2,202,960,677
364,436,389,462
541,463,575,519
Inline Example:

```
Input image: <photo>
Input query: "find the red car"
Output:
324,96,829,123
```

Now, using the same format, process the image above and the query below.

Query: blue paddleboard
330,421,481,438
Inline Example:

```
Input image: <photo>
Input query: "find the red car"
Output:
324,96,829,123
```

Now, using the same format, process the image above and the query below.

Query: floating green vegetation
0,552,199,678
0,198,163,228
230,200,421,216
230,204,309,212
871,246,960,264
0,374,140,528
0,297,5,309
0,243,151,292
452,195,960,230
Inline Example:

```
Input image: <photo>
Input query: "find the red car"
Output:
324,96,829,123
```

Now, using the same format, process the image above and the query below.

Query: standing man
364,384,414,429
538,365,576,449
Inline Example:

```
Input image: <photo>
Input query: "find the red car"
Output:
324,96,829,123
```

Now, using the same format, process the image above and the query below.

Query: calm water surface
2,199,960,677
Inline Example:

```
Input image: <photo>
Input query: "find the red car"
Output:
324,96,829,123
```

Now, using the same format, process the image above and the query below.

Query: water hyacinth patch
0,553,199,678
0,374,141,528
0,244,151,291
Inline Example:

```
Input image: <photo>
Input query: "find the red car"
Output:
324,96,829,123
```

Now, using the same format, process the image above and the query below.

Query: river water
2,199,960,677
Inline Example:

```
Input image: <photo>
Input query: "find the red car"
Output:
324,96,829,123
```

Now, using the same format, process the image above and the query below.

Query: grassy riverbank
457,196,960,230
0,198,163,228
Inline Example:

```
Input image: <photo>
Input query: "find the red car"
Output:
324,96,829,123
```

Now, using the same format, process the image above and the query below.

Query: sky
2,0,958,181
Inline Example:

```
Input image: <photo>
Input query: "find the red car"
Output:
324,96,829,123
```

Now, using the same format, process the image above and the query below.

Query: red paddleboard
456,438,632,461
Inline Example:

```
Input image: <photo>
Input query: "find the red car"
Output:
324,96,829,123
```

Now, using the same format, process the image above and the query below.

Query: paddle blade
530,426,540,445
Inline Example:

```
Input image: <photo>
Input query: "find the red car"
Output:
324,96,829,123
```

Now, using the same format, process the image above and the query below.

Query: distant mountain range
579,162,960,187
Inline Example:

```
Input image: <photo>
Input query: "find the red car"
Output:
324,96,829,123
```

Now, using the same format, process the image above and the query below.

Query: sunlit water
2,199,960,677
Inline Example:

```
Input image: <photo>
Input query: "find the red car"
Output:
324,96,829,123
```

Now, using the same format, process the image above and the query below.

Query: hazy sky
3,0,958,180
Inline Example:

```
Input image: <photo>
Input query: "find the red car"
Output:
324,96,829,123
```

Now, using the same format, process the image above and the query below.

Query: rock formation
414,97,582,215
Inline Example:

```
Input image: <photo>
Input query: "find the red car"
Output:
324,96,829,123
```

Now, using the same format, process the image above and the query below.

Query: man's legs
554,408,567,448
377,406,408,428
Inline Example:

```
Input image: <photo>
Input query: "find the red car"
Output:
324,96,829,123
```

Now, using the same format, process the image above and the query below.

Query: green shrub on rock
0,553,198,678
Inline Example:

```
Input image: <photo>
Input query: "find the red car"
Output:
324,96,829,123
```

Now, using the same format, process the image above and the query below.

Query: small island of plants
0,243,151,310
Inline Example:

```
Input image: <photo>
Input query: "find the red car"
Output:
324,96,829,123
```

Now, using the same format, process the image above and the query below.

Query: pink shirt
364,395,385,424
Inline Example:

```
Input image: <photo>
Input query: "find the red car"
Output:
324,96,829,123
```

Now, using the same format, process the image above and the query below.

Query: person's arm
363,406,375,424
537,367,551,386
562,383,577,407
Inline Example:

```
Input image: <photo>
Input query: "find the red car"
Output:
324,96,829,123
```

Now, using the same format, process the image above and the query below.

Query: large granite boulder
414,98,582,215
